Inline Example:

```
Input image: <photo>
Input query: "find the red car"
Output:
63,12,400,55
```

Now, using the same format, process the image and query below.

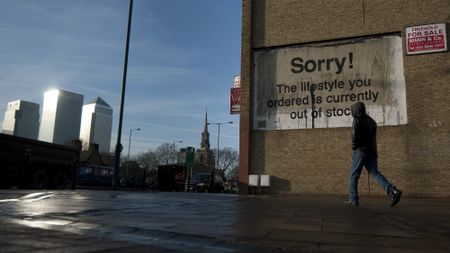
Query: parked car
189,172,225,193
188,173,208,192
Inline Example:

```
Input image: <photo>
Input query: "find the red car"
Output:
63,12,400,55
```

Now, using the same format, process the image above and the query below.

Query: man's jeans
349,149,393,201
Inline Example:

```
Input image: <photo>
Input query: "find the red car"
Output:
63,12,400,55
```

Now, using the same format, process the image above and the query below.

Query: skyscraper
79,97,113,153
38,89,84,145
1,100,40,139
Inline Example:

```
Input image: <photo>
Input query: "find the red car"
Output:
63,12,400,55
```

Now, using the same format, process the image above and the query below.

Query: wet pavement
0,190,449,253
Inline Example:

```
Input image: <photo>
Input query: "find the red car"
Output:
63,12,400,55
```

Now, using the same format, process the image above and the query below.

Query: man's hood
351,102,366,118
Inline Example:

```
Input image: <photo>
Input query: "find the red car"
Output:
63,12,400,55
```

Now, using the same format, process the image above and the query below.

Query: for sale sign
406,23,447,55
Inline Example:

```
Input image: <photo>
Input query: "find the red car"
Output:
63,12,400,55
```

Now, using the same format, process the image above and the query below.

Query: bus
76,165,113,187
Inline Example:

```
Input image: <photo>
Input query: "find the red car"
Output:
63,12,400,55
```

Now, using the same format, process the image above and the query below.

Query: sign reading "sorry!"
253,35,408,130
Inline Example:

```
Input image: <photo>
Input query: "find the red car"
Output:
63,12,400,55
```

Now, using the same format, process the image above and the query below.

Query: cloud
124,120,200,134
0,0,241,154
122,95,227,114
127,65,197,85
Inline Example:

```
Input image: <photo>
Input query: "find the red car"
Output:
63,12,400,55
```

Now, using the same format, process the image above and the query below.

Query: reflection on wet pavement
0,190,449,252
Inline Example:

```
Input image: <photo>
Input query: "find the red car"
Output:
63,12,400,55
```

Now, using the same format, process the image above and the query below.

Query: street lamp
113,0,134,190
126,128,140,178
173,140,183,150
173,140,183,164
207,121,233,192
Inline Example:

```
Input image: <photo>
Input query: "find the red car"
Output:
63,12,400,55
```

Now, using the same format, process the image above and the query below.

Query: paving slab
0,190,449,252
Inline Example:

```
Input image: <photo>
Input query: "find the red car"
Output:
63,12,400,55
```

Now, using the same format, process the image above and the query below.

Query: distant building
79,97,113,153
1,100,40,139
194,111,215,174
38,89,84,145
80,143,108,166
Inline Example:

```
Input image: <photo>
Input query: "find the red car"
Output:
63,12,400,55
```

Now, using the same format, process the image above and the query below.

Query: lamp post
113,0,133,190
207,121,233,192
126,128,140,178
173,140,183,164
173,140,183,151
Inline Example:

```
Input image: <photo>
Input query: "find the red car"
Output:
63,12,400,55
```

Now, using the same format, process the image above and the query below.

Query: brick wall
240,0,450,197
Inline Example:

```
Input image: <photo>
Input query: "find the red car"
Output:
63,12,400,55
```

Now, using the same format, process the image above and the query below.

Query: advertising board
230,87,241,114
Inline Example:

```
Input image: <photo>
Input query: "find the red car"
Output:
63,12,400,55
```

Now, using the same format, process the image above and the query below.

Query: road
0,190,449,252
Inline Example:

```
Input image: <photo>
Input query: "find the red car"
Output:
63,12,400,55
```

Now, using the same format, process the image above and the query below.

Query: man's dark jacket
351,102,377,156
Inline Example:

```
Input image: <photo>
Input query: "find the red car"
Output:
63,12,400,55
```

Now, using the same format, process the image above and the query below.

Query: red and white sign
230,87,240,114
233,75,241,88
406,23,447,55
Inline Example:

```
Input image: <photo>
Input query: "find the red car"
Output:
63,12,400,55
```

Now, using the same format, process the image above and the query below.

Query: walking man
347,102,402,207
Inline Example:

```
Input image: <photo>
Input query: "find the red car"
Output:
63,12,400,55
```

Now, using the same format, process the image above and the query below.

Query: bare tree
135,150,159,188
212,147,239,177
155,143,177,165
136,150,159,171
227,164,239,181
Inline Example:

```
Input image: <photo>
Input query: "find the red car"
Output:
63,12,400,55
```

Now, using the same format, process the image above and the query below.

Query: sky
0,0,242,156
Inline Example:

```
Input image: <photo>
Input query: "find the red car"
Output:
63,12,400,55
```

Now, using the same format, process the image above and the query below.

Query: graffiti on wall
253,35,408,130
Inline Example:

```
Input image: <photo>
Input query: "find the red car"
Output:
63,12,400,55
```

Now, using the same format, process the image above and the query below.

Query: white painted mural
253,35,407,130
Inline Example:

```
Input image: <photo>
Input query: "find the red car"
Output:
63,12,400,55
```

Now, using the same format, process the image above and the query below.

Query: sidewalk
0,190,449,252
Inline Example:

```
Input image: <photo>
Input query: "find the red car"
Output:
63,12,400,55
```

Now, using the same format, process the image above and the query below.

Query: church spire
205,109,209,132
194,108,215,173
200,109,210,150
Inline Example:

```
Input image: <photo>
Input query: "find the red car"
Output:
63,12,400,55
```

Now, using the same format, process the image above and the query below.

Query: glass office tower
38,89,84,145
79,97,113,153
1,100,40,139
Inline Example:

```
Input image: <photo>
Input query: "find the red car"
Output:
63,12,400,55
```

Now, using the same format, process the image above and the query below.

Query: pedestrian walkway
0,190,449,252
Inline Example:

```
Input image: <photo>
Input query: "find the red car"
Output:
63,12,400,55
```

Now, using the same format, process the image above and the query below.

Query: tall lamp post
173,140,183,163
207,121,233,192
126,128,140,178
113,0,134,190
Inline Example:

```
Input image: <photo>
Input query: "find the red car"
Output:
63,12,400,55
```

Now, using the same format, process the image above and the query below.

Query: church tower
194,110,215,173
200,110,210,150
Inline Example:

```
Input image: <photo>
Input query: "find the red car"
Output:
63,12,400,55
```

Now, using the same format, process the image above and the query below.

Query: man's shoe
344,199,359,206
390,188,402,207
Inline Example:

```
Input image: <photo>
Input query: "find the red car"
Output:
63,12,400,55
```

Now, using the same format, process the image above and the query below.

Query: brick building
239,0,449,197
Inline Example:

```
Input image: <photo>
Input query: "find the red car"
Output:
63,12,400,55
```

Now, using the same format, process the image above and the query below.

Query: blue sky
0,0,241,156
